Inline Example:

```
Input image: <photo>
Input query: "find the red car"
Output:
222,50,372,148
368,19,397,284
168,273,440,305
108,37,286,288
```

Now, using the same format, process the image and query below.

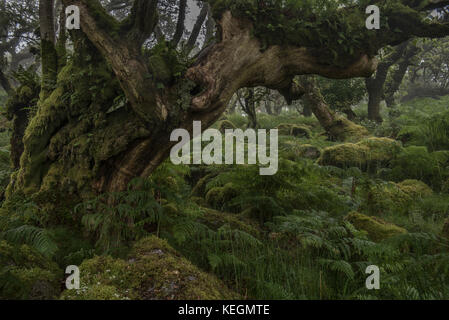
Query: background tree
403,38,449,102
0,0,38,94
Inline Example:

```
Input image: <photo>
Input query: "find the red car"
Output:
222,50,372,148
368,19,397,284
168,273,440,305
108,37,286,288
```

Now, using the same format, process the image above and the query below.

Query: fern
0,225,58,258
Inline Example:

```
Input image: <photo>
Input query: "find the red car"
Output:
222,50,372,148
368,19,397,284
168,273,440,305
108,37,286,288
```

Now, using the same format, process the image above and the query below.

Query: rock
318,137,402,170
360,182,412,216
327,117,370,142
297,144,321,160
276,123,312,138
396,179,433,198
198,208,261,238
60,236,239,300
345,212,407,242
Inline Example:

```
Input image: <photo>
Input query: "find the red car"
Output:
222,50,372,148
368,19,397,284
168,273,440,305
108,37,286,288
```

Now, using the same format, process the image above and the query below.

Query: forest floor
1,95,449,300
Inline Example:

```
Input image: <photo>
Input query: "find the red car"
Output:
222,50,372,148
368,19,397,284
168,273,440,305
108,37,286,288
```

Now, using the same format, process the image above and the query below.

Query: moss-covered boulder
0,240,62,299
345,212,407,242
60,236,238,300
297,144,321,160
318,142,367,168
318,137,402,170
282,142,321,161
327,117,369,142
361,182,412,216
205,183,238,209
396,179,433,198
276,123,312,138
396,125,419,144
198,208,261,238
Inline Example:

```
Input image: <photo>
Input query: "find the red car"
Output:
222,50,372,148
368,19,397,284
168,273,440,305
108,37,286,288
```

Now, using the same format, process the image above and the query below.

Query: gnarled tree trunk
8,0,449,205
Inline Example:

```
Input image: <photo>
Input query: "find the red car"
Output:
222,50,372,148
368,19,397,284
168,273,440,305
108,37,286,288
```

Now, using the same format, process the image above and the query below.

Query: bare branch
185,3,208,54
171,0,187,47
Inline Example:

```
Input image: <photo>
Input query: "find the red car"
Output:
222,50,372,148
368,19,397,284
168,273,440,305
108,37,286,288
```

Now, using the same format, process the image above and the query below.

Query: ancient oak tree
8,0,449,207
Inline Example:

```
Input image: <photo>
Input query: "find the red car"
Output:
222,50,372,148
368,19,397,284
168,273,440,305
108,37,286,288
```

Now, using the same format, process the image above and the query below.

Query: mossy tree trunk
365,42,410,122
241,88,258,129
9,0,449,204
366,76,384,122
298,76,368,141
302,103,313,117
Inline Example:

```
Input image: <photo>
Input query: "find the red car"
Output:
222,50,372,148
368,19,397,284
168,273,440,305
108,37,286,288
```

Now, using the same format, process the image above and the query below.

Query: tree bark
205,3,215,44
242,88,258,129
384,43,420,107
39,0,58,98
365,42,409,122
302,102,313,117
171,0,187,47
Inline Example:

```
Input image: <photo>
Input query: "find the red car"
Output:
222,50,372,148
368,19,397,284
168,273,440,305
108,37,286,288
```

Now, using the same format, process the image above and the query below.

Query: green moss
10,42,148,198
297,144,321,160
83,0,121,39
318,142,367,168
205,183,238,209
208,0,378,66
199,208,261,238
361,182,412,216
148,55,173,85
0,240,62,299
318,137,402,170
397,179,433,198
60,236,239,300
147,41,190,88
276,123,312,138
40,39,58,98
345,212,407,242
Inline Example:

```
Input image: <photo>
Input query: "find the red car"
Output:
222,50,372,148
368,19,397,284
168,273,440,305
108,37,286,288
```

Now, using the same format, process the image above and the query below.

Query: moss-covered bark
6,83,39,169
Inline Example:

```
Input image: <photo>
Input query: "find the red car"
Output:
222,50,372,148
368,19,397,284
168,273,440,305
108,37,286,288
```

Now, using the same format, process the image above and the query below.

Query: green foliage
387,146,449,190
76,162,201,254
415,111,449,152
317,77,366,113
147,40,191,88
209,0,379,65
0,240,62,299
0,225,57,259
